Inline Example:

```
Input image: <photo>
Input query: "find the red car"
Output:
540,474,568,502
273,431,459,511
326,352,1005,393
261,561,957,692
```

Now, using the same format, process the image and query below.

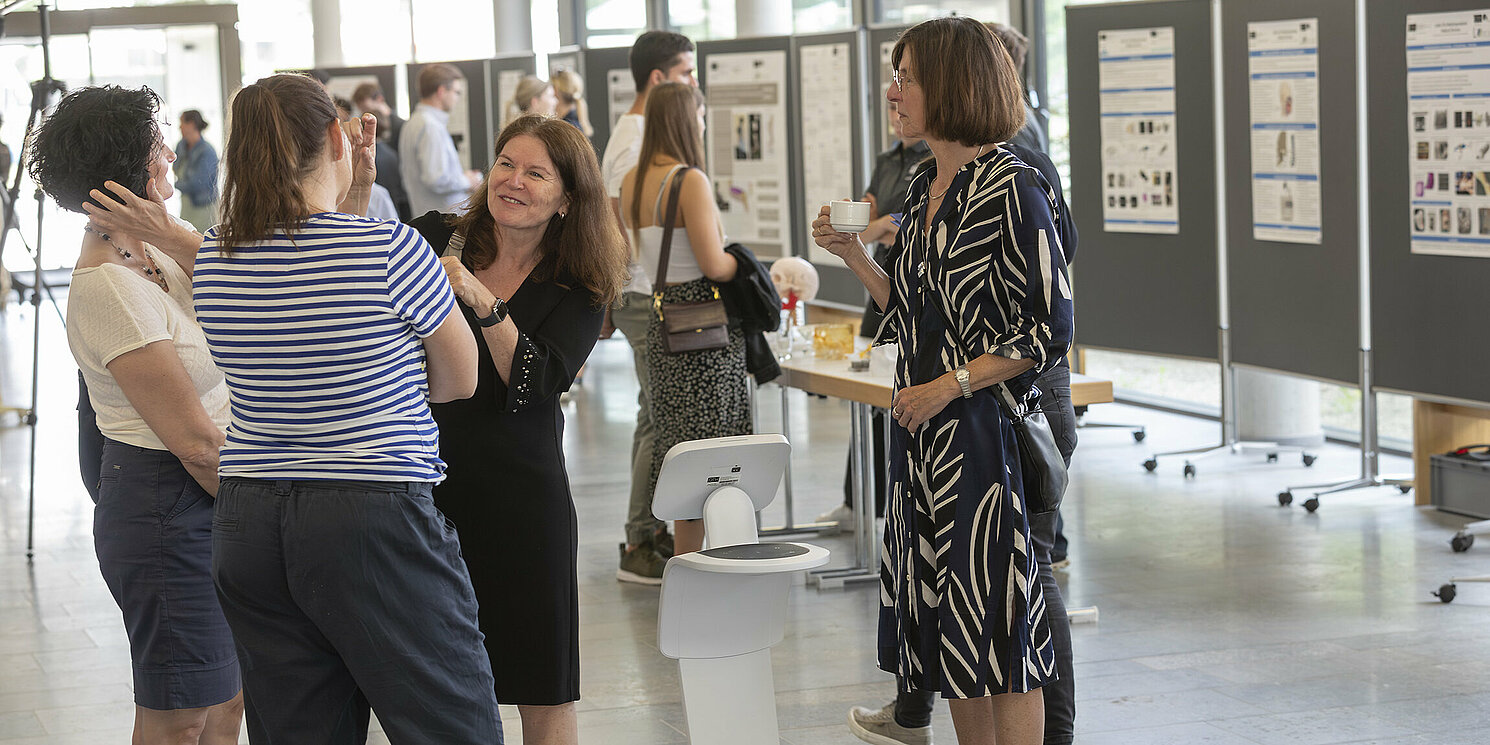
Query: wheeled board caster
1266,453,1279,463
1451,532,1475,553
1398,485,1413,494
1434,583,1457,603
1133,429,1146,443
1183,463,1196,478
1143,458,1158,472
1303,497,1320,513
1302,453,1317,467
1277,491,1293,506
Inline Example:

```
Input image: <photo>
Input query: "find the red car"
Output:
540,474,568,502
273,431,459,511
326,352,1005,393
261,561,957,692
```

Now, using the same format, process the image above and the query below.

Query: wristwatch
954,366,973,398
475,296,508,327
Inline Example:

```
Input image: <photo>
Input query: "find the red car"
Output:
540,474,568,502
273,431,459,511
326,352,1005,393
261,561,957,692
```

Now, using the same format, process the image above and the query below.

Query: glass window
412,0,494,61
671,0,737,41
587,0,648,48
875,0,1008,27
794,0,851,31
238,0,313,85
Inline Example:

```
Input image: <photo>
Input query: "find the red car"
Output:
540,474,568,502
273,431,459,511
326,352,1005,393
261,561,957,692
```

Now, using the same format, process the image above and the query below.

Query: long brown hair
450,115,628,307
218,74,338,251
628,82,705,250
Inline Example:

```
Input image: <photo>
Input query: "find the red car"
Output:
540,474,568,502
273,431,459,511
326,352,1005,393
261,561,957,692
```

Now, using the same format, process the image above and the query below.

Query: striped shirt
195,213,458,482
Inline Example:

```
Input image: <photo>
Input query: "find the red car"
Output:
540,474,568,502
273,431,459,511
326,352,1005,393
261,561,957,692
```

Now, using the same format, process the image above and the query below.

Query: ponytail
218,74,337,252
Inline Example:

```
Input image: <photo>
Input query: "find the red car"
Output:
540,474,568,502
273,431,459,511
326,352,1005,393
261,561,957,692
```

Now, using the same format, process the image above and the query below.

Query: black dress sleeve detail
499,282,604,413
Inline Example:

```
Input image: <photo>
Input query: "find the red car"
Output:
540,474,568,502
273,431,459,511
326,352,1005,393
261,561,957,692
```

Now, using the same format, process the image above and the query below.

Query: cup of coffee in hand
829,200,871,234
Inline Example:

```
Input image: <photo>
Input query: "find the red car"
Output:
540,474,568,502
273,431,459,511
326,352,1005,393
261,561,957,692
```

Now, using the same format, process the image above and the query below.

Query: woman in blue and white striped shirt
195,73,503,743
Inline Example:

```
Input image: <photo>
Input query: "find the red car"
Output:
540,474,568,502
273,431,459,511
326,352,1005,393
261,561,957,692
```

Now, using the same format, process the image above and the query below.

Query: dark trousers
212,478,503,745
894,364,1077,744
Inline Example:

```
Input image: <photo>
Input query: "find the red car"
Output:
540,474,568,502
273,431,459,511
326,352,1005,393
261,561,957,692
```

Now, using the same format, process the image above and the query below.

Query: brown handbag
653,166,730,354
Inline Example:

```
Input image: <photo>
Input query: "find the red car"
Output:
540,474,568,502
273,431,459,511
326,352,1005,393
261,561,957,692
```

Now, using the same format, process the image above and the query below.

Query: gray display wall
698,36,798,262
791,31,869,307
1368,0,1490,405
407,59,494,172
487,52,538,145
868,26,910,156
1222,1,1360,384
1066,0,1219,361
315,65,401,114
582,46,632,158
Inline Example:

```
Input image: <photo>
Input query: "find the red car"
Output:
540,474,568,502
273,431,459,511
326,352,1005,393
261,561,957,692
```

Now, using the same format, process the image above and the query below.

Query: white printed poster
705,50,790,254
800,43,855,264
606,68,636,130
496,68,525,132
1097,27,1179,234
1248,19,1322,244
879,40,896,151
1407,10,1490,258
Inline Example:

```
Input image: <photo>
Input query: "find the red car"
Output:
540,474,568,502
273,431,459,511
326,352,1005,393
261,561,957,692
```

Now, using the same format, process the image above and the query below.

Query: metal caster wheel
1183,464,1197,478
1266,453,1279,463
1398,485,1413,494
1302,454,1317,467
1451,532,1475,553
1303,497,1320,513
1277,491,1293,507
1133,429,1146,443
1143,458,1158,472
1434,583,1457,603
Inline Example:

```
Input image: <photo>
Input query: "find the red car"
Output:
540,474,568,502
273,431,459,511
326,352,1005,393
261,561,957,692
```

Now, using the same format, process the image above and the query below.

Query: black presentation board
305,65,401,114
1066,0,1219,361
487,52,538,145
1223,1,1360,385
582,46,632,158
868,26,910,157
791,31,869,307
697,36,798,262
407,59,493,172
1368,0,1490,405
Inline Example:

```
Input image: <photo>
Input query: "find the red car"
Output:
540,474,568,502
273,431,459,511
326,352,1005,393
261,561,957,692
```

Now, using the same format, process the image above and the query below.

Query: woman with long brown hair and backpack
617,82,746,560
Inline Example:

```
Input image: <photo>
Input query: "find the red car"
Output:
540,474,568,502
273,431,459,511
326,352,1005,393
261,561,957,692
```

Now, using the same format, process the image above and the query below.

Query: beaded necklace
84,224,168,293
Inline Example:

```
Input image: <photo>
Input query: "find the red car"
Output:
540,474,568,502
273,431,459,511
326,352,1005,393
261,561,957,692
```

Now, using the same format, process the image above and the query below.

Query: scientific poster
607,68,636,130
705,50,790,254
496,68,525,131
1248,19,1322,244
879,40,896,152
1097,27,1179,234
1406,10,1490,258
799,43,854,264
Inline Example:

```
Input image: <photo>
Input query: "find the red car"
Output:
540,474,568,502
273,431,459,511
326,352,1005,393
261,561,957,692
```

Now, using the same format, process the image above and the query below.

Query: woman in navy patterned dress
812,17,1073,745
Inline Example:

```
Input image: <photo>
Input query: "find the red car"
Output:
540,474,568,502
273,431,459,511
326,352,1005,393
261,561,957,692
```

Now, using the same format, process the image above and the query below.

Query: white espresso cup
829,200,871,233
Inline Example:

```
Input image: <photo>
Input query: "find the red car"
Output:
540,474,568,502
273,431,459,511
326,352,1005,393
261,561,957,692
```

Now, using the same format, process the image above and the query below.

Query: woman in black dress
410,115,628,744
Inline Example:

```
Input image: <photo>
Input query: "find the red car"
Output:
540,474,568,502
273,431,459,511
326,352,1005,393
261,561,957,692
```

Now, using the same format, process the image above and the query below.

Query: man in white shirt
602,30,698,585
399,63,482,216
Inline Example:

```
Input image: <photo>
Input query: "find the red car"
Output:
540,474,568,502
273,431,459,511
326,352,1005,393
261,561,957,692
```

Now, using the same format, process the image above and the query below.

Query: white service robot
653,434,830,745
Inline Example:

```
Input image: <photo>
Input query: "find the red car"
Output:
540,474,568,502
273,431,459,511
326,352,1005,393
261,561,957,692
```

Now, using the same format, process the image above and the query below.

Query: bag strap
654,166,691,292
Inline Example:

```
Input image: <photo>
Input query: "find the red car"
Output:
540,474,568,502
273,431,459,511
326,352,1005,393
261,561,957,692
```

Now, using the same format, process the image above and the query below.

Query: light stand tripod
0,2,67,561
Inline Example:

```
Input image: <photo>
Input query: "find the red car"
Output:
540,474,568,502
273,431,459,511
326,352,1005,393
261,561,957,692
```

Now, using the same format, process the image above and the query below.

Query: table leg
811,401,881,590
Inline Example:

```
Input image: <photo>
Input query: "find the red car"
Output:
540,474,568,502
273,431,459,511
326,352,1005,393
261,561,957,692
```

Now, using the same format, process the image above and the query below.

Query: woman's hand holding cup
812,204,867,261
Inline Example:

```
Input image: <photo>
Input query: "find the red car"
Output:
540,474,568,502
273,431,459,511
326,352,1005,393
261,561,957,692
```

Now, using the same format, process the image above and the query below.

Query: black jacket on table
721,242,782,385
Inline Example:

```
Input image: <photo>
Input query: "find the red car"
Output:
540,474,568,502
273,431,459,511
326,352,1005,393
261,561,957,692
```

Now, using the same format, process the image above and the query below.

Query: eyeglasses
891,69,916,90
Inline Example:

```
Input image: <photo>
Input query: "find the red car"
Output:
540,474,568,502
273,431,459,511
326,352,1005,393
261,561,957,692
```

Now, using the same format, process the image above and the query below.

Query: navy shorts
94,438,240,710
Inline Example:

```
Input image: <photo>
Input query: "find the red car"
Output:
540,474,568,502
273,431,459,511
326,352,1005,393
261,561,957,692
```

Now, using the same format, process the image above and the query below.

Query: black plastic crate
1430,452,1490,519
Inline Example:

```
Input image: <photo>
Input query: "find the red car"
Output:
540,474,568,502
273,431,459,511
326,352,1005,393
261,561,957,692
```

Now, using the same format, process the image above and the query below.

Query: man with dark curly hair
30,84,245,744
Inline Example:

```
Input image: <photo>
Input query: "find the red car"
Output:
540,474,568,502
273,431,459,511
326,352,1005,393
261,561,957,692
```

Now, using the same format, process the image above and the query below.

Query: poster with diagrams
606,68,636,130
1248,19,1322,244
800,43,855,264
1407,10,1490,258
1097,27,1179,234
705,50,790,252
879,40,896,151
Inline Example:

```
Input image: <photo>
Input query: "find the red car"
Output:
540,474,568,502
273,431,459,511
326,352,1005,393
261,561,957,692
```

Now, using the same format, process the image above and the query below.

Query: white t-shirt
601,112,651,295
67,245,229,451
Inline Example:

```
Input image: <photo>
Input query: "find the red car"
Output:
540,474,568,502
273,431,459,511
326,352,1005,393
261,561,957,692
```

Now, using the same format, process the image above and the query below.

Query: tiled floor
3,295,1489,744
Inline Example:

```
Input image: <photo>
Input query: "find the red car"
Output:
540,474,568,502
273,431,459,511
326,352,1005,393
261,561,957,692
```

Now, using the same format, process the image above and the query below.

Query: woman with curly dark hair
407,114,628,744
30,84,244,745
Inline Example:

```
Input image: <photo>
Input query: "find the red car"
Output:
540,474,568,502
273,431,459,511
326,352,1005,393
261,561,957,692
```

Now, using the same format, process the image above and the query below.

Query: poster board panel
487,53,538,145
1223,0,1360,384
1368,0,1490,405
583,46,633,158
1067,0,1219,360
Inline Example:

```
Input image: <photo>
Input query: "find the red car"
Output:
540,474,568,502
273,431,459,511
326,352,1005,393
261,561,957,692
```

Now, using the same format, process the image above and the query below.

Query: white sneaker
816,503,856,533
847,702,932,745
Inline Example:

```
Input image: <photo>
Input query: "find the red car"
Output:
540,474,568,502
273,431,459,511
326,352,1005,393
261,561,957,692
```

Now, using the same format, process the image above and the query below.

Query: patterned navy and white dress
874,146,1074,699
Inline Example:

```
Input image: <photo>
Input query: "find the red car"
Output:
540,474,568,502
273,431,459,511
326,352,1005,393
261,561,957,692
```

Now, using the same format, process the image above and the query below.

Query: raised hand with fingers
82,179,202,273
